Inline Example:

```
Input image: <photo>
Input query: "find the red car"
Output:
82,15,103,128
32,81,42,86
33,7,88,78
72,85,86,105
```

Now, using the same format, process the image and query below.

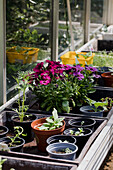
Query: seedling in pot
86,97,108,112
70,128,84,136
53,147,73,154
38,108,65,130
59,140,69,143
7,126,26,147
13,72,32,122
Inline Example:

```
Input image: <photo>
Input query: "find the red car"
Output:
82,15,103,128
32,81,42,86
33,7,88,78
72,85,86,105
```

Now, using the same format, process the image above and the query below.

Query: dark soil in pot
68,118,96,131
64,127,93,156
31,117,65,152
46,134,76,145
11,114,37,143
0,126,9,138
0,137,25,152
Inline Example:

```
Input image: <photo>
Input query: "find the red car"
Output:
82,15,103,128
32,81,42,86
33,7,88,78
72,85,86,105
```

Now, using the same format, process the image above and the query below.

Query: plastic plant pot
46,142,78,160
64,127,92,155
0,126,9,138
6,46,39,64
46,135,76,145
68,118,96,131
80,105,104,117
0,137,25,152
60,51,76,65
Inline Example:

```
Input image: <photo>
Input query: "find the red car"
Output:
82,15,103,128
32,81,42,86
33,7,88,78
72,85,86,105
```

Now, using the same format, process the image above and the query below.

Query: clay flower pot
101,72,113,87
31,117,65,152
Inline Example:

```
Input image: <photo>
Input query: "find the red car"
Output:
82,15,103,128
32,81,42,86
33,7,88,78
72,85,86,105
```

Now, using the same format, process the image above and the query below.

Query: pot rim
0,136,25,149
80,105,104,113
46,142,78,155
46,134,76,145
63,127,93,137
11,114,37,123
31,117,65,132
68,118,96,128
0,125,9,136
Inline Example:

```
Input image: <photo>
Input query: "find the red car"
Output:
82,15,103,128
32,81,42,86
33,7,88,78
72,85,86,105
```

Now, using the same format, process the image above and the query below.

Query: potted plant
0,126,9,138
80,97,108,117
75,51,95,67
46,134,76,145
6,46,39,64
11,72,36,143
46,142,78,160
0,126,25,152
68,118,96,131
28,60,100,113
31,108,65,152
64,127,92,155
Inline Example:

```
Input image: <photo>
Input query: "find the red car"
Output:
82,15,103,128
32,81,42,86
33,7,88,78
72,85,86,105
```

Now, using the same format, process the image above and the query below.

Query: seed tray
0,110,108,168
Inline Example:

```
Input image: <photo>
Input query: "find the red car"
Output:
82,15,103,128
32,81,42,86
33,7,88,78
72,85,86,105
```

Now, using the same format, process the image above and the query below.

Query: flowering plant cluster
29,60,100,113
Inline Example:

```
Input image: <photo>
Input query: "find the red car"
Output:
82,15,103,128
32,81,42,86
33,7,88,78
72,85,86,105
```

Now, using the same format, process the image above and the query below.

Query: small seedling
59,140,69,143
7,126,26,147
62,148,73,153
70,128,84,136
38,108,65,130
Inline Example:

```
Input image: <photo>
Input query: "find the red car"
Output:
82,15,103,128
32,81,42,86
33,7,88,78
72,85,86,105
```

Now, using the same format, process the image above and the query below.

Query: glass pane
6,0,51,100
90,0,104,37
58,0,84,54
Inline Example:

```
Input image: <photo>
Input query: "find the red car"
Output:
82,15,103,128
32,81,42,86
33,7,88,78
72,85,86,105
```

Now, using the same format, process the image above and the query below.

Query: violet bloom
86,66,97,72
77,72,84,80
92,74,101,78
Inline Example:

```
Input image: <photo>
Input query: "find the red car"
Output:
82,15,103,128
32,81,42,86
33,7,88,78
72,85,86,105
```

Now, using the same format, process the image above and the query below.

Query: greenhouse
0,0,113,169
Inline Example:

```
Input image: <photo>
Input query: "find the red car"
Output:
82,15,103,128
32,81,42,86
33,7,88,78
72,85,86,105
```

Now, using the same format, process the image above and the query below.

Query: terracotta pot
101,72,113,87
31,117,65,152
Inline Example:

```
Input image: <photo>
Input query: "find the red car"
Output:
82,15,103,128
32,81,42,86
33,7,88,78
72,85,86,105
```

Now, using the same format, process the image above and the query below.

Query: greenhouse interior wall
0,0,113,169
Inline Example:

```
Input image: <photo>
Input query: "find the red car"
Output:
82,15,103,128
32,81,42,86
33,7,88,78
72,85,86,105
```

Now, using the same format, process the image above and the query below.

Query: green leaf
38,125,49,130
52,108,58,121
46,117,54,123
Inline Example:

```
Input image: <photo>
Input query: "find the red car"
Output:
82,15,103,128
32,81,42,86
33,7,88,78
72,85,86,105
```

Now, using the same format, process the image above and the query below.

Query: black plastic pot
80,105,104,117
46,135,76,145
68,118,96,131
64,127,93,156
46,142,78,160
11,114,37,143
0,137,25,152
0,125,9,138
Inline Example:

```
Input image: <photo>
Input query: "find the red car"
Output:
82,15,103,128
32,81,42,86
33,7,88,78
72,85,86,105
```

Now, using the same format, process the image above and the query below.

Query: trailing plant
7,126,26,147
38,108,64,130
13,71,32,122
86,97,108,112
28,60,100,113
101,97,113,109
